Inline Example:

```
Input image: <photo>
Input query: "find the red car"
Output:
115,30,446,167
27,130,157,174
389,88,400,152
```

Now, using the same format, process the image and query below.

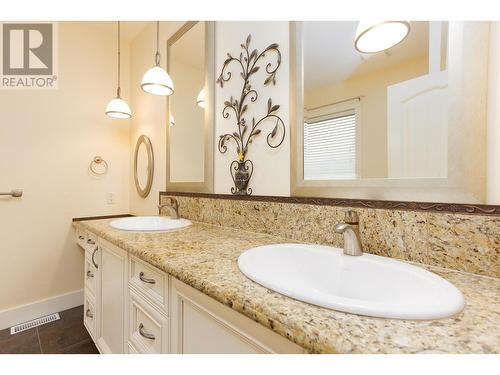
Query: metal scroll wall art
217,35,285,195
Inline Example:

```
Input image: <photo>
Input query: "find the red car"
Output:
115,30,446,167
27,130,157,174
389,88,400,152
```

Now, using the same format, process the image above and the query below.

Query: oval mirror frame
134,135,154,198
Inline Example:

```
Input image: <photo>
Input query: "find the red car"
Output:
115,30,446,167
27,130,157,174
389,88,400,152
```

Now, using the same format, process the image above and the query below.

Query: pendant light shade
141,66,174,96
354,21,410,54
106,96,132,119
106,21,132,119
141,21,174,96
196,88,205,108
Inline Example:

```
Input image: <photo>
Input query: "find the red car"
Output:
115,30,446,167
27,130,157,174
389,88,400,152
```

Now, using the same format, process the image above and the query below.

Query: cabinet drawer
129,256,169,315
84,257,97,297
129,290,169,354
84,295,97,340
85,232,98,252
85,244,99,272
75,228,87,249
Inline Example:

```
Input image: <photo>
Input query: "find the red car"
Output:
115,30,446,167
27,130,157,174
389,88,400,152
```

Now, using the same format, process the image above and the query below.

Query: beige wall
487,22,500,204
139,21,291,197
0,22,131,311
129,21,184,215
304,55,428,178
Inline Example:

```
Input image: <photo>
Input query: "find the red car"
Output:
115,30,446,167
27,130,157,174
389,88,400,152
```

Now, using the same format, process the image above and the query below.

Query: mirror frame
290,21,490,204
134,135,154,198
165,21,215,193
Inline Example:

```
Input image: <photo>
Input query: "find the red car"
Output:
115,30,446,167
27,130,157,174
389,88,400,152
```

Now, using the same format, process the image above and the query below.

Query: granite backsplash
160,194,500,278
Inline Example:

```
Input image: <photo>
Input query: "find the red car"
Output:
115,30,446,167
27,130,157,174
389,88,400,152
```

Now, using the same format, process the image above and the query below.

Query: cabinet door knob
87,239,95,245
91,247,99,269
78,235,85,240
85,308,93,319
138,323,155,340
86,270,94,278
139,272,156,284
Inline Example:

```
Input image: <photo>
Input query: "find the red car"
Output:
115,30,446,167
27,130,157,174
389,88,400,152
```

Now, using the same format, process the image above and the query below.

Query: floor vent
10,313,60,335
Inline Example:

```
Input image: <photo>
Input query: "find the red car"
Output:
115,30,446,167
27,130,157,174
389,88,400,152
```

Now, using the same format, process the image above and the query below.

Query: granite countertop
74,219,500,354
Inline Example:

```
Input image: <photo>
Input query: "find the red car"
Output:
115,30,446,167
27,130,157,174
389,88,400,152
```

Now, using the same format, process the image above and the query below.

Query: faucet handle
168,197,179,209
344,210,359,225
159,197,178,208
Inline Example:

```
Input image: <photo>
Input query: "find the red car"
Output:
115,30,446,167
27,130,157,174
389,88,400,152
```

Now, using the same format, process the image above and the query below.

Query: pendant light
141,21,174,96
106,21,132,119
354,21,410,54
196,88,205,108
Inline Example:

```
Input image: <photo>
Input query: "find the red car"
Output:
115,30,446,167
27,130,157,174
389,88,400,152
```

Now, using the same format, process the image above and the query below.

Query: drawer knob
78,235,85,240
85,308,93,319
139,272,156,285
138,323,155,340
87,239,95,245
86,270,94,278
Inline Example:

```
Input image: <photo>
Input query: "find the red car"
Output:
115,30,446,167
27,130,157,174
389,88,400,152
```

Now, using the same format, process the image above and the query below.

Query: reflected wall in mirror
166,21,214,192
292,21,495,204
134,135,154,198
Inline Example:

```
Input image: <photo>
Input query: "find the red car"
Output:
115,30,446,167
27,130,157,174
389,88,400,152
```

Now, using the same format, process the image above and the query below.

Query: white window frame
303,99,362,181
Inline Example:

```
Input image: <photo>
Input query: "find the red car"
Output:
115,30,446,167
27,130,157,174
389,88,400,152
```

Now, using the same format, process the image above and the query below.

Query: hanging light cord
155,21,161,66
116,21,121,98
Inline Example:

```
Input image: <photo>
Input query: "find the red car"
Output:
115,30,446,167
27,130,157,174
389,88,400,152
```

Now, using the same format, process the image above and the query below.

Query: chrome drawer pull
139,272,156,284
87,239,95,245
91,247,99,269
138,323,155,340
85,308,93,319
86,270,94,278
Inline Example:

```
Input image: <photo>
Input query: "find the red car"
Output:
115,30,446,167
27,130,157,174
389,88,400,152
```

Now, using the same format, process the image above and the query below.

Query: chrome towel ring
89,156,108,176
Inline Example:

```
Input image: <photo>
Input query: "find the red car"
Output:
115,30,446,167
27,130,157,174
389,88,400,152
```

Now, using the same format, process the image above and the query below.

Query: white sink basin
238,243,465,320
110,216,191,232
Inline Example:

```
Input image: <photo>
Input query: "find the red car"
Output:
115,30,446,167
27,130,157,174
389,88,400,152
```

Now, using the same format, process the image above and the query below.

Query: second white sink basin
238,243,465,320
110,216,191,232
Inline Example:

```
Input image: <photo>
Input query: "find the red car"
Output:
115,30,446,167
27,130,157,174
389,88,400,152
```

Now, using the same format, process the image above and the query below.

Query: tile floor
0,306,99,354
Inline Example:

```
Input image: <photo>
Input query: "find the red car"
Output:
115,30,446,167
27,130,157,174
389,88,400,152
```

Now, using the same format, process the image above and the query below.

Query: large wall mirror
166,21,215,192
134,135,154,198
291,21,495,204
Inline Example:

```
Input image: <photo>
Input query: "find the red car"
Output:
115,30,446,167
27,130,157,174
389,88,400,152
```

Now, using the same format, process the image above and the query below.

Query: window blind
304,112,357,180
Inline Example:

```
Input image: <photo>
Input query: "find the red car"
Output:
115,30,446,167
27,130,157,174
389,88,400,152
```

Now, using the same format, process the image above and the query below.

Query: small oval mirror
134,135,154,198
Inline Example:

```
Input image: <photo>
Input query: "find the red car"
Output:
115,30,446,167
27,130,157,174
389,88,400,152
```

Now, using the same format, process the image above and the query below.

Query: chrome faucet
158,197,179,219
334,210,363,256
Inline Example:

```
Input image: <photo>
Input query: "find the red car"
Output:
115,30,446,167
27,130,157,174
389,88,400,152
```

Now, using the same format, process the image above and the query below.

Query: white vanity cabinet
96,239,128,354
169,277,304,354
76,229,99,341
76,229,304,354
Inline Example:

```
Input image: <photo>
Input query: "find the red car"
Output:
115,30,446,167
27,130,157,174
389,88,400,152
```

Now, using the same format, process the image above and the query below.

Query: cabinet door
96,240,128,354
170,278,304,354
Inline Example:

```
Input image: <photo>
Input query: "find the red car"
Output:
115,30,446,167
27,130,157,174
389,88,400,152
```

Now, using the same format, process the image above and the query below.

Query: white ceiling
85,21,150,42
303,21,430,90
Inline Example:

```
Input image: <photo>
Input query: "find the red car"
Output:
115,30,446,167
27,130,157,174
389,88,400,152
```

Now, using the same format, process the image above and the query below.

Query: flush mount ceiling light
141,21,174,96
196,88,205,108
106,21,132,119
354,21,410,54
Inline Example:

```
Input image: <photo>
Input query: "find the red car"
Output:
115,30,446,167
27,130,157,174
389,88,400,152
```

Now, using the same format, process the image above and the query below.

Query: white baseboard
0,289,84,331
